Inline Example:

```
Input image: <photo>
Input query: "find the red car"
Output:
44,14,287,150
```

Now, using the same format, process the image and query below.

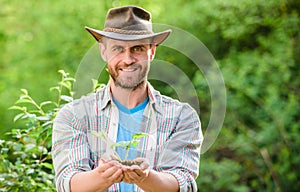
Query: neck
110,80,148,109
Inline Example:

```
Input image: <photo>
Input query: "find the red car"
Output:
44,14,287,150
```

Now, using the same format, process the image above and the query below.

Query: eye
112,46,124,52
132,45,145,52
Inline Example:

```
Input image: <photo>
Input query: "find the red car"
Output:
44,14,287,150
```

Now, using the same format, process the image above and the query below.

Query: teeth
122,68,135,72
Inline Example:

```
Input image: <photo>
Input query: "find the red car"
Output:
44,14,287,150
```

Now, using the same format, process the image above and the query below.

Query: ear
99,42,107,62
149,44,157,61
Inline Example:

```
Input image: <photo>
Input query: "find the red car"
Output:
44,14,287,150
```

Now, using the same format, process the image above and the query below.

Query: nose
122,49,136,65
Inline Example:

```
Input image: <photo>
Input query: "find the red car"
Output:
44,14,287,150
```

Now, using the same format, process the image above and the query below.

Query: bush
0,70,74,191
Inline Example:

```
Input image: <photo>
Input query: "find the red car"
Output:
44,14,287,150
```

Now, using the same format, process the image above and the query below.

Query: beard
108,63,149,90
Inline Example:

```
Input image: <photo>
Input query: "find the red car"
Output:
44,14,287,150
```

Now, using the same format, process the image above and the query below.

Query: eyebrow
111,43,149,50
111,45,124,49
132,44,148,48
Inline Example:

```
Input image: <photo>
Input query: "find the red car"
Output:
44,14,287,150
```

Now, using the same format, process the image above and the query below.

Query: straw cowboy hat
85,6,171,45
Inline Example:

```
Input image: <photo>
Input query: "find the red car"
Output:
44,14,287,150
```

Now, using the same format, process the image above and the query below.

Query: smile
119,68,138,72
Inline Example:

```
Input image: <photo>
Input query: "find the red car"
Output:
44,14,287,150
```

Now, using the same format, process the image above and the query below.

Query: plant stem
123,145,130,161
260,148,282,191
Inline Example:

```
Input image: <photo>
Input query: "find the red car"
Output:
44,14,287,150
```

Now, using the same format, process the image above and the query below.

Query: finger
100,168,123,185
129,168,150,182
140,162,150,170
132,157,150,170
121,164,132,172
130,165,141,170
123,172,134,184
129,164,148,177
97,158,121,172
111,168,124,183
122,178,132,184
125,170,140,181
102,165,122,178
138,160,150,170
95,160,114,173
108,160,122,167
115,171,124,183
132,168,144,177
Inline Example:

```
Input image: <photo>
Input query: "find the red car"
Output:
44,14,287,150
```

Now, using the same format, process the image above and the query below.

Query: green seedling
92,130,148,161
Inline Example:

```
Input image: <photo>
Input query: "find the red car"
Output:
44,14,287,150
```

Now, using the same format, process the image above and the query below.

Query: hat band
104,28,153,35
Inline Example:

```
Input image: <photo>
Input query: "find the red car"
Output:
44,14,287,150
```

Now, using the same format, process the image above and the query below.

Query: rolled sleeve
52,101,92,192
163,169,197,192
156,104,203,192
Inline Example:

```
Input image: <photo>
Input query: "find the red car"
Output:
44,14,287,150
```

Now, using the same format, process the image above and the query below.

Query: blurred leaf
36,116,50,121
13,113,25,122
8,106,26,112
20,89,28,95
60,95,73,102
40,101,53,107
15,98,33,104
41,162,53,170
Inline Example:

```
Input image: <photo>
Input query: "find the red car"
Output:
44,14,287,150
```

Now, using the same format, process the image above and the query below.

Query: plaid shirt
52,82,203,192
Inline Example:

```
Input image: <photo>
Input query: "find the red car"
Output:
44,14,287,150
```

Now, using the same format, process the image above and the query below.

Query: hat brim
85,26,171,46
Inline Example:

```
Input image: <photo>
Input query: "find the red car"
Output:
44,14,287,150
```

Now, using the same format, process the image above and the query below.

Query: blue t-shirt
113,97,149,191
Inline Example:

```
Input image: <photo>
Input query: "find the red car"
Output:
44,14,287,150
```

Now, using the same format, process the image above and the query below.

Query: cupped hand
122,157,150,184
93,157,124,189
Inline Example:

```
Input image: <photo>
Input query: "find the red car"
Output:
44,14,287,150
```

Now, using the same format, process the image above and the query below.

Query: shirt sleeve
51,101,93,192
156,103,203,192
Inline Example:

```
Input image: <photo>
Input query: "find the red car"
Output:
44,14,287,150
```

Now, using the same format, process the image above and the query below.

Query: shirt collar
98,81,163,114
98,82,112,111
147,82,163,114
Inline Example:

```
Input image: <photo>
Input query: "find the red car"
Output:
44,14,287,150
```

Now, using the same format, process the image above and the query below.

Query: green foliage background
1,0,299,191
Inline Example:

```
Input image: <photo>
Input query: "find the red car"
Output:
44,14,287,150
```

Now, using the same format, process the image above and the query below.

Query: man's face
100,38,156,90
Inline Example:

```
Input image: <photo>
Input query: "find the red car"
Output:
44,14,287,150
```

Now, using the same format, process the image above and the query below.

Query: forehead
103,38,151,47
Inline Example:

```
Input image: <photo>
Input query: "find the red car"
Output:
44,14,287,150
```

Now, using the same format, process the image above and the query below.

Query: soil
119,159,143,166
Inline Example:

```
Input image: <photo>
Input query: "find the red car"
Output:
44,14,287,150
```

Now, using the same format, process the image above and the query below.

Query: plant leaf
15,98,33,104
59,82,72,90
41,162,53,170
50,86,60,92
13,113,25,122
9,106,26,111
60,95,73,102
41,121,53,128
131,140,139,148
20,89,28,95
40,101,53,107
64,77,75,82
132,133,148,140
36,116,50,121
58,70,68,77
111,141,131,149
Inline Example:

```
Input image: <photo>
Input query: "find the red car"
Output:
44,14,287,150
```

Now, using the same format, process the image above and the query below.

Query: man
52,5,203,192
